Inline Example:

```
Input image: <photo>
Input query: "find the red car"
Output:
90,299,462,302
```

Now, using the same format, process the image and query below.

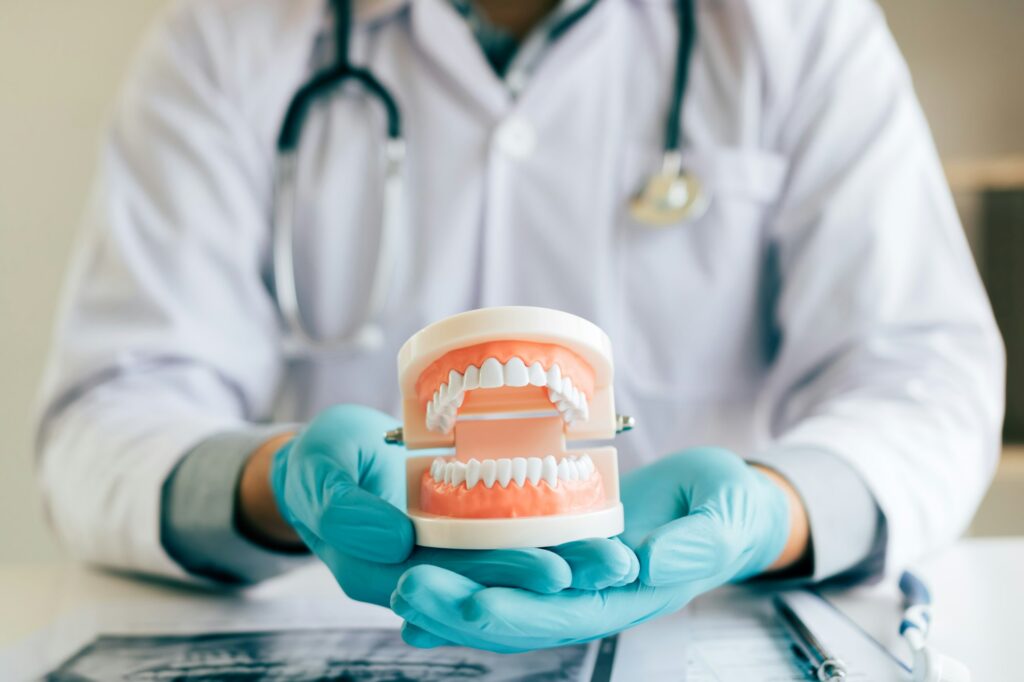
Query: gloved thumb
313,477,415,564
272,440,415,565
634,508,746,587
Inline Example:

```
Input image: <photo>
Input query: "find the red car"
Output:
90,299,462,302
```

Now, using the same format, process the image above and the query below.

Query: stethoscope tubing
272,0,405,355
899,570,933,650
270,0,698,354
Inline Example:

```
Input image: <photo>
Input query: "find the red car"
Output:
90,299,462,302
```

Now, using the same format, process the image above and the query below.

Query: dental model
386,306,631,549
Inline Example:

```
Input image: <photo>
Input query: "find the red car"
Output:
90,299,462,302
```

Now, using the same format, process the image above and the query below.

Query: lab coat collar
354,0,410,25
407,0,613,119
411,0,512,117
353,0,671,25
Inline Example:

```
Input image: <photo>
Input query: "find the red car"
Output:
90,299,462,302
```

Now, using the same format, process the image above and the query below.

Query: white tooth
463,365,479,391
569,459,580,480
438,382,448,404
557,458,571,482
548,387,561,404
528,362,547,386
450,461,466,487
431,458,442,481
578,399,589,421
562,377,574,399
512,457,528,487
580,454,594,478
496,458,512,487
542,455,558,488
426,401,436,428
526,457,542,485
504,357,529,387
432,391,441,414
465,459,481,490
444,462,456,485
480,357,505,388
481,459,497,488
439,411,454,433
546,364,562,389
454,392,465,408
448,370,463,395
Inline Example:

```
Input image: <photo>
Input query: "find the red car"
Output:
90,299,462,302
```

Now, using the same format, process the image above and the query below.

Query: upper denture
417,341,596,433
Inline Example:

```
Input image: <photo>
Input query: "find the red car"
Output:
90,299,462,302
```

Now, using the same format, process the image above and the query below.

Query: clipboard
608,587,912,681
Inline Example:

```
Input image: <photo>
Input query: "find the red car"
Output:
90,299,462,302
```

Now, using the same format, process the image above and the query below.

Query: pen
772,595,848,682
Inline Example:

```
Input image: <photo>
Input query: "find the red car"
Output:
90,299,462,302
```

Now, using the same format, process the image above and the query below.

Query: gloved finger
318,545,573,607
634,508,745,587
413,547,572,594
400,622,456,649
394,595,530,654
548,538,640,590
392,564,676,651
390,568,540,653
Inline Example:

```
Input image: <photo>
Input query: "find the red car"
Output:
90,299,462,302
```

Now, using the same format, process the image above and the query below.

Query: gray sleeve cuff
748,447,887,584
160,425,312,585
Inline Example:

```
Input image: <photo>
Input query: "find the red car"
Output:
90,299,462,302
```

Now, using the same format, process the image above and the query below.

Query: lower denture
420,456,606,519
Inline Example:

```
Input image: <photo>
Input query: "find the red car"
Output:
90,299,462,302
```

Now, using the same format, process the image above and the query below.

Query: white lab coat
37,0,1004,582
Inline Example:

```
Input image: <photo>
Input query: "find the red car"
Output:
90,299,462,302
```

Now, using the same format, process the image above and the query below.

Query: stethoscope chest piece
630,151,709,227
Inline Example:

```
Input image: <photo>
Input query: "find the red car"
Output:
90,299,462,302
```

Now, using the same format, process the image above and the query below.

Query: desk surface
1,538,1020,680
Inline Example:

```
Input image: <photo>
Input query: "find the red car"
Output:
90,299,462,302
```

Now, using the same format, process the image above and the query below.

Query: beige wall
877,0,1024,160
0,1,169,562
0,1,1022,563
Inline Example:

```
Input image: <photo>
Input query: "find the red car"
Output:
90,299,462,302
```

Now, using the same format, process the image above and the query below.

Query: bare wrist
751,464,811,574
235,432,304,550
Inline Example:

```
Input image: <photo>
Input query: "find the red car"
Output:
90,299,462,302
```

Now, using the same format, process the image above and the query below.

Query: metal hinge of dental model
383,413,635,446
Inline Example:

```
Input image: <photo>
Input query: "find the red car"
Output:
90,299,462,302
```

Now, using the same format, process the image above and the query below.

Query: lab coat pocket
616,146,789,398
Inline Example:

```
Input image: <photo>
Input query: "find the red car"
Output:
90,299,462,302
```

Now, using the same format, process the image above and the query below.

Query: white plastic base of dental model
405,446,623,549
409,503,624,550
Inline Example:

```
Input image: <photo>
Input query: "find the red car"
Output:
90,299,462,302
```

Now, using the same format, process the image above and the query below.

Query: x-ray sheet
46,628,594,681
4,566,907,682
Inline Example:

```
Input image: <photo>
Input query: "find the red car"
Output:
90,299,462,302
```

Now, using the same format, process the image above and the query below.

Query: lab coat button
494,117,536,159
505,69,528,96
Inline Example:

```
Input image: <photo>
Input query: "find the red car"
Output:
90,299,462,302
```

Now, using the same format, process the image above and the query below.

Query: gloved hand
391,447,793,652
271,404,638,606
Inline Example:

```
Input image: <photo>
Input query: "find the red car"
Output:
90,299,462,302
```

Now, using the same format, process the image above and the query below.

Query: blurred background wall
1,0,1022,563
0,1,169,562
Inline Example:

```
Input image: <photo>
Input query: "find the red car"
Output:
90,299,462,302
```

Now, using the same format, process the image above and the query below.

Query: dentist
36,0,1003,651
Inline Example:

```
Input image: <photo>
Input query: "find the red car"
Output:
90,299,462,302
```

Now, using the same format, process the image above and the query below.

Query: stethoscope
898,571,971,682
272,0,708,354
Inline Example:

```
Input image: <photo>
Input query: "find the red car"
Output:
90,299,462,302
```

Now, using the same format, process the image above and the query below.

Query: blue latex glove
391,448,792,652
271,404,638,606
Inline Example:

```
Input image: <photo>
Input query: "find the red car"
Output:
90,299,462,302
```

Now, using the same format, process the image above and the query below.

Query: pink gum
415,340,595,407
